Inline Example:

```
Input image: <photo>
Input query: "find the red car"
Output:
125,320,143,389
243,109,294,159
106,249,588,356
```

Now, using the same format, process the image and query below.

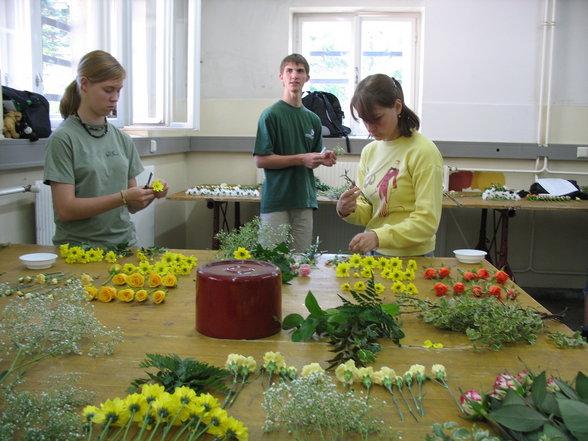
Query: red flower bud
453,282,466,294
476,268,490,279
423,268,437,279
493,270,509,285
438,267,451,278
471,285,484,298
463,271,478,281
488,285,502,299
434,282,449,296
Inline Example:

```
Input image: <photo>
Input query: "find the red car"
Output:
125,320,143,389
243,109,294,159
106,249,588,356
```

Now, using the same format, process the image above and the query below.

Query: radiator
35,165,155,247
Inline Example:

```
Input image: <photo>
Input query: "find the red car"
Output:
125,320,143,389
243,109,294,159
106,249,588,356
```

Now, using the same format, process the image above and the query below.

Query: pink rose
298,264,312,277
460,390,484,416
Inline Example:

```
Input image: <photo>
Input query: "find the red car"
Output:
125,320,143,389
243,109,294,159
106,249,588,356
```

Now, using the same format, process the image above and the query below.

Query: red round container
196,260,282,339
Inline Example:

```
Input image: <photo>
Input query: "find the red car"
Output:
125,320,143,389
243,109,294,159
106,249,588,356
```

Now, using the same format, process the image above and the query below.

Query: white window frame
292,9,422,136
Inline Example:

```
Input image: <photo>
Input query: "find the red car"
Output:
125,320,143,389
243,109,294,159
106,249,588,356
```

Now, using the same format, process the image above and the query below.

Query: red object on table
196,260,282,339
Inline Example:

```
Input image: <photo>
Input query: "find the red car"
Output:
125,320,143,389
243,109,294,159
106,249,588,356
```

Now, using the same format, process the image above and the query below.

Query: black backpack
302,91,351,152
2,85,52,141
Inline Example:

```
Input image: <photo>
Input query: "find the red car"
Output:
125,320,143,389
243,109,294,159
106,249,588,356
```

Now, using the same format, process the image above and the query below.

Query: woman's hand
336,184,360,217
124,186,156,208
348,231,379,254
151,178,169,199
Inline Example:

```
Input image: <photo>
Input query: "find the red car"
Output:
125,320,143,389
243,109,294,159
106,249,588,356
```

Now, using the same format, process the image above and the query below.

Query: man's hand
348,231,379,254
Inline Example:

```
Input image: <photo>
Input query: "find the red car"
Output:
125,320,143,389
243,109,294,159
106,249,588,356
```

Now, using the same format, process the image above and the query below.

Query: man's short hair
280,53,310,75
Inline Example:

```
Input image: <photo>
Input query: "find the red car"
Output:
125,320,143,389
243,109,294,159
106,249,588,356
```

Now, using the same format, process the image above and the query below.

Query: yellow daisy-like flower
301,362,325,377
99,397,130,426
361,255,377,268
406,259,418,271
360,267,373,278
117,288,135,303
224,416,249,441
340,282,351,292
138,261,152,274
353,281,366,291
127,273,145,288
122,263,137,275
153,261,169,275
380,268,393,279
105,251,118,263
135,289,148,302
348,253,363,268
161,273,177,288
335,266,350,278
403,270,416,281
194,392,220,413
390,269,404,281
233,247,251,260
391,281,406,293
405,282,419,295
152,178,164,192
141,383,165,404
82,405,103,424
374,283,385,294
59,243,70,257
148,273,162,288
136,251,148,262
85,248,102,262
98,286,116,303
124,393,148,423
387,257,403,270
152,393,180,423
67,246,84,261
162,253,175,265
112,273,128,286
152,290,167,304
84,285,98,300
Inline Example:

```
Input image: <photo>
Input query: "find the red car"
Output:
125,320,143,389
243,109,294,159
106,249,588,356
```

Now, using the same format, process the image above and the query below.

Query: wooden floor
1,243,586,440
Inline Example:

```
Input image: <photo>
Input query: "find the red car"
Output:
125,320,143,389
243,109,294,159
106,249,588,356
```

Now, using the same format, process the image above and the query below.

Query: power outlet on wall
577,146,588,158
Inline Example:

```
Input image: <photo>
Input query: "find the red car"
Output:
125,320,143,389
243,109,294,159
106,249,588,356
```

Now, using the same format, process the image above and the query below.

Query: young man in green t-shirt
254,53,336,252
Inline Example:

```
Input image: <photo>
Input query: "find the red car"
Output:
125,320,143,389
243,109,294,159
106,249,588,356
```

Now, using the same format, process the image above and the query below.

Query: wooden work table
1,243,585,440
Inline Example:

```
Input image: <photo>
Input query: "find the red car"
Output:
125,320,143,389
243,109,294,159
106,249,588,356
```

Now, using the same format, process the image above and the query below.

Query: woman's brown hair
59,50,126,119
350,74,419,138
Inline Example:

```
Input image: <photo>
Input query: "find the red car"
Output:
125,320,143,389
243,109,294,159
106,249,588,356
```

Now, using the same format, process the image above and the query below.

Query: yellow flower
152,178,164,192
105,251,118,263
135,289,148,302
335,359,358,385
224,416,249,441
85,248,103,262
153,261,168,274
335,265,350,278
98,286,116,302
202,406,229,436
152,290,167,304
161,273,177,288
233,247,251,260
403,270,416,281
406,259,418,271
348,253,362,268
112,273,127,286
373,366,396,385
82,405,103,423
80,273,93,285
59,243,70,257
374,283,385,294
360,267,373,278
127,273,145,288
35,274,46,284
122,263,137,275
194,392,220,412
84,285,98,300
424,339,444,349
152,393,180,423
301,362,325,377
353,281,366,291
361,255,377,268
117,288,135,303
390,269,404,281
381,268,392,279
141,383,165,403
148,273,162,288
405,282,419,295
340,282,351,292
99,397,130,426
431,364,446,380
124,393,148,422
391,281,406,293
388,257,403,270
263,351,286,369
138,261,152,274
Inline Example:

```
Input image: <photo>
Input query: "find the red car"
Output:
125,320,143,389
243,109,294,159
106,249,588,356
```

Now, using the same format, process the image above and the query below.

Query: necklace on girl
74,113,109,138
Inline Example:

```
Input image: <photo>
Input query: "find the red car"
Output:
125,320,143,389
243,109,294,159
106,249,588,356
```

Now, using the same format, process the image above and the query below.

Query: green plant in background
127,353,230,395
547,331,587,348
283,278,405,368
398,294,547,351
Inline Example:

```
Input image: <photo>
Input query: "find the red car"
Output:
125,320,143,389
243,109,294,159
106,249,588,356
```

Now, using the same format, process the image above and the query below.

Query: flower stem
397,387,419,421
121,410,136,441
386,385,404,421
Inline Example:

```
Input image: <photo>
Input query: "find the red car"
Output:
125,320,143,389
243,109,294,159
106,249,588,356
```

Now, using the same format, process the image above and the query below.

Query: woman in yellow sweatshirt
336,74,443,257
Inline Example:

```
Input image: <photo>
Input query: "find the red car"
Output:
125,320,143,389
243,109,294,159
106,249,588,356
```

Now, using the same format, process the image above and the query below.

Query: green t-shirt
43,117,144,247
254,100,322,213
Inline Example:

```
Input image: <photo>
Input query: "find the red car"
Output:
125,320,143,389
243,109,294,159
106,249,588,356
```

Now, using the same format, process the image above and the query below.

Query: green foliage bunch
406,295,545,351
462,370,588,441
283,279,405,368
127,353,230,395
425,422,502,441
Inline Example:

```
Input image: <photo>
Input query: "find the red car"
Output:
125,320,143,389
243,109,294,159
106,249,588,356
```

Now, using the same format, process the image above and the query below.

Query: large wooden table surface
1,243,585,440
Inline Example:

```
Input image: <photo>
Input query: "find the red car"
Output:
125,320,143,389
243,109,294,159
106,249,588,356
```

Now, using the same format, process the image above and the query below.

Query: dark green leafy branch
282,278,404,369
127,353,230,395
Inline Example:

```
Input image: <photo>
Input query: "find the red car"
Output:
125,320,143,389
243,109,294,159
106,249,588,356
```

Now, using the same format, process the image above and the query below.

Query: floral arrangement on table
525,193,572,201
282,277,405,368
185,183,261,198
215,217,320,283
458,367,588,441
0,279,124,439
482,184,521,201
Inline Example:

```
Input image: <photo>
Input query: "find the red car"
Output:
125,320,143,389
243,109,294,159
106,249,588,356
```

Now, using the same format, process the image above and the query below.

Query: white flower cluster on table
482,185,521,201
186,184,261,197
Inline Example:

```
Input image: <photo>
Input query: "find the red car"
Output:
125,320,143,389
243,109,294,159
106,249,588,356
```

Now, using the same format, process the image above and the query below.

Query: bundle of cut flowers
482,184,521,201
185,183,260,198
83,384,248,441
459,368,588,440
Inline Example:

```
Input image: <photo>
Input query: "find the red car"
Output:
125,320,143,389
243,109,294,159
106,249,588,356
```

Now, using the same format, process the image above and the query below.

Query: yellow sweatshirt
342,131,444,256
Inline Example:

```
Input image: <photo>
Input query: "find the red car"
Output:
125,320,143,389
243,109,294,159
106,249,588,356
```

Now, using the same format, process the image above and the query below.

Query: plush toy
3,111,22,138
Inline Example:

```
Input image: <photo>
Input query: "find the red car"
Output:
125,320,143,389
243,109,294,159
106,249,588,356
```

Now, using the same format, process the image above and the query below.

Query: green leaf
381,302,400,316
530,371,547,409
282,313,304,330
304,291,325,317
540,423,569,441
557,397,588,434
576,371,588,401
489,404,546,431
327,313,349,324
293,316,320,342
555,378,579,400
501,388,527,406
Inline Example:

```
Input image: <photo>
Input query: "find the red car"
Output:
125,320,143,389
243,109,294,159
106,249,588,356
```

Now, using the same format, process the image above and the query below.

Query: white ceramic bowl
453,249,487,264
19,253,58,270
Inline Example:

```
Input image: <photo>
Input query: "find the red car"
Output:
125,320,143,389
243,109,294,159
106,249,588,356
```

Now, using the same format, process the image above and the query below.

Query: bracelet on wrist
120,190,128,206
